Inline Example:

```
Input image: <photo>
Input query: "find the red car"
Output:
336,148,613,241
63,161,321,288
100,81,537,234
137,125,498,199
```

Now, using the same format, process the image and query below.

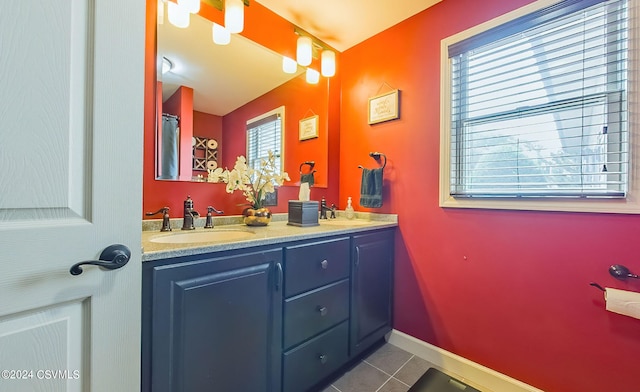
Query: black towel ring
358,152,387,170
299,161,315,174
369,152,387,169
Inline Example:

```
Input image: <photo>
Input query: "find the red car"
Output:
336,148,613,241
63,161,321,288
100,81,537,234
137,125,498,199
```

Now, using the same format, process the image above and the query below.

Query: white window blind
246,113,282,172
449,0,628,198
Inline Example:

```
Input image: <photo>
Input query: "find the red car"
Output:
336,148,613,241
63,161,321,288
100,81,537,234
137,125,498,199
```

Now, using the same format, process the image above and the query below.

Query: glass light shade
297,36,313,66
306,68,320,84
157,0,165,24
321,50,336,77
212,23,231,45
168,2,189,28
178,0,200,14
282,56,297,74
225,0,244,34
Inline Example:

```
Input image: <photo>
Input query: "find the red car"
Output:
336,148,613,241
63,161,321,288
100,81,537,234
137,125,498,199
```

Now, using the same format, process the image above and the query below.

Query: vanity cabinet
350,231,394,358
142,227,395,392
142,248,283,392
282,237,351,392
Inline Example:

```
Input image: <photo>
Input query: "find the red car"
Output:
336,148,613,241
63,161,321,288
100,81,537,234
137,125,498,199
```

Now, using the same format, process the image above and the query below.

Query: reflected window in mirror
246,106,285,172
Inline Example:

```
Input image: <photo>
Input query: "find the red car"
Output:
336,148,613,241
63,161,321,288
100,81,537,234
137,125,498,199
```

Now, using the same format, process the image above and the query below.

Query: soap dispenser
345,197,355,219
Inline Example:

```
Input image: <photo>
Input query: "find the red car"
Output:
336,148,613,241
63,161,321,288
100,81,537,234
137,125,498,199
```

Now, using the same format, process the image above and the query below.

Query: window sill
439,193,640,214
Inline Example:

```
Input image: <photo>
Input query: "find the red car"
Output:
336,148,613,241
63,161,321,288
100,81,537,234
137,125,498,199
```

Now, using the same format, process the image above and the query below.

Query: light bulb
321,50,336,77
168,2,189,28
225,0,244,34
306,68,320,84
282,56,297,74
178,0,200,14
297,36,312,66
213,23,231,45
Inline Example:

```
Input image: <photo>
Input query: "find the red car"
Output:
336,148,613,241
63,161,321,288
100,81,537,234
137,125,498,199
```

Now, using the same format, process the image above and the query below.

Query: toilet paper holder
589,264,639,292
609,264,639,280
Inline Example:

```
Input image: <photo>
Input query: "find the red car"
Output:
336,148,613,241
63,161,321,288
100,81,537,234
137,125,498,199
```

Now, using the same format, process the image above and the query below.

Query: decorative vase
243,207,272,226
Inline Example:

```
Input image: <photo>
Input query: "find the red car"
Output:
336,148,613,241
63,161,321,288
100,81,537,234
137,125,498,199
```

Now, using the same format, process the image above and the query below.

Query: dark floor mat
408,368,481,392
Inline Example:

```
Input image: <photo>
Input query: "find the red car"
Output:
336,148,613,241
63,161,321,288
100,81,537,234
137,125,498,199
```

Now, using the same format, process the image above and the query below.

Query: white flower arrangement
208,151,290,209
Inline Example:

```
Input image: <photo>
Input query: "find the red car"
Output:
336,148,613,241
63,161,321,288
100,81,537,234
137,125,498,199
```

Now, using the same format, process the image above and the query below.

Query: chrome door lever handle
69,244,131,276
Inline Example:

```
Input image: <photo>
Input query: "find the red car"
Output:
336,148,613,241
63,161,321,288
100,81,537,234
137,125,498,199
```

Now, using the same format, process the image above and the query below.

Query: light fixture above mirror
167,1,190,28
296,36,312,66
224,0,244,33
294,27,337,83
161,0,336,85
166,0,249,34
212,22,230,45
178,0,200,14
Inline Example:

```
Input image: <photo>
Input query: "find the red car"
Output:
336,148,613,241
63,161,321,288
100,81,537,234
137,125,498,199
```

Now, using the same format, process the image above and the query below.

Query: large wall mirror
156,8,330,187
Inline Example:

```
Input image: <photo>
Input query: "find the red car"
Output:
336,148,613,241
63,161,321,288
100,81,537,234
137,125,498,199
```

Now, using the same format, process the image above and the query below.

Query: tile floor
319,343,433,392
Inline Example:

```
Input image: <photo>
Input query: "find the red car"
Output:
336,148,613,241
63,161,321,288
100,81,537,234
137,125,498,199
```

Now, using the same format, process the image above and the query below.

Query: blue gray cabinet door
148,249,283,392
350,230,394,357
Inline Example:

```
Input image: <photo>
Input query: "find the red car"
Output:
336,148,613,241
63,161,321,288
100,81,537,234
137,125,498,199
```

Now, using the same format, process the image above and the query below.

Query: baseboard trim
386,330,543,392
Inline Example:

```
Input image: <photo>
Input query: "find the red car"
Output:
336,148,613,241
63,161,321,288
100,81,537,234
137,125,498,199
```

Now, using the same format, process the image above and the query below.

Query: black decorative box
287,201,319,227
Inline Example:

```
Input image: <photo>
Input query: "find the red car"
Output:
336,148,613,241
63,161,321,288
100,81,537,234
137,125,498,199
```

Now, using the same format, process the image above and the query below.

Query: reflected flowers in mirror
208,151,289,209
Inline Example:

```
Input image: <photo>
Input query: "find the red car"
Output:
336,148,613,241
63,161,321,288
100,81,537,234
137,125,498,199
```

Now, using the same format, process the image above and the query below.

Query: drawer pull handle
319,354,328,364
320,259,328,269
317,306,328,316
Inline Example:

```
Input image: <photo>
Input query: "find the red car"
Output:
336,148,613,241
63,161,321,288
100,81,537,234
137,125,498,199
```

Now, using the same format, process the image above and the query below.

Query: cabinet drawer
282,321,349,392
284,279,349,349
285,238,350,297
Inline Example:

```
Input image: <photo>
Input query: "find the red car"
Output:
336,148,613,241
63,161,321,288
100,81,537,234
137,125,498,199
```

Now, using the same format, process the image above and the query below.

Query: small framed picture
368,89,400,124
263,188,278,206
299,115,319,141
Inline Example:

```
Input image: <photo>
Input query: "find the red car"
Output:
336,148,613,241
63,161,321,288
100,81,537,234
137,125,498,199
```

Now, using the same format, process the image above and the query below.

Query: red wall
222,73,331,187
143,0,339,218
339,1,640,391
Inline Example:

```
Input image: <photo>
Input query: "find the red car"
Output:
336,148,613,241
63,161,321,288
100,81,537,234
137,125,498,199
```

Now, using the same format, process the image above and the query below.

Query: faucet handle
204,206,224,229
145,207,171,232
208,206,224,215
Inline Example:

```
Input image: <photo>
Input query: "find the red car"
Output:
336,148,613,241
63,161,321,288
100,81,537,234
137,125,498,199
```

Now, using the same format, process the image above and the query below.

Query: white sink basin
319,219,373,226
149,230,255,244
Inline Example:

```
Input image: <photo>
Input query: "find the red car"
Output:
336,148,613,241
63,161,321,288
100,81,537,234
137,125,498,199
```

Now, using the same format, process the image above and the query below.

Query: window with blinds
246,108,284,172
447,0,628,199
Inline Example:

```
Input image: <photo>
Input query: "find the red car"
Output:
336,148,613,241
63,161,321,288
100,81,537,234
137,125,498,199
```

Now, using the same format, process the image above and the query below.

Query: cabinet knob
320,259,328,269
319,354,328,364
317,306,328,316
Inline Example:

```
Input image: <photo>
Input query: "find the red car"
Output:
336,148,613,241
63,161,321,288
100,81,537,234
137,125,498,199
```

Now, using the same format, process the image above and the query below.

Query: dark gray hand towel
360,167,383,208
300,171,315,187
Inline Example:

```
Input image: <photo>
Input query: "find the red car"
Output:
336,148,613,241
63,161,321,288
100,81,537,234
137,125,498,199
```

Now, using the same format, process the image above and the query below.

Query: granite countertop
141,212,398,262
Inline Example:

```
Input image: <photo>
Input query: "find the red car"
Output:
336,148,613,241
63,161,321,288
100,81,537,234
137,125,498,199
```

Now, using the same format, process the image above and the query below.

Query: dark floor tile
394,356,433,386
320,385,340,392
378,377,411,392
364,343,413,375
332,361,391,392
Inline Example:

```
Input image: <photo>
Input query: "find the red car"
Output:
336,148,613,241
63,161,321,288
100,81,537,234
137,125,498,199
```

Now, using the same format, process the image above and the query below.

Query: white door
0,1,145,391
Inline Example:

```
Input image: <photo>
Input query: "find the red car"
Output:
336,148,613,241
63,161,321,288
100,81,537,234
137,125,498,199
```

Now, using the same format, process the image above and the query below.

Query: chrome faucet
319,197,336,219
182,196,200,230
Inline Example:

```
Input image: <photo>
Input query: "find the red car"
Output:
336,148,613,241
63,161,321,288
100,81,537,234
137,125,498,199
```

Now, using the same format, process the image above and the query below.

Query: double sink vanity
141,213,397,392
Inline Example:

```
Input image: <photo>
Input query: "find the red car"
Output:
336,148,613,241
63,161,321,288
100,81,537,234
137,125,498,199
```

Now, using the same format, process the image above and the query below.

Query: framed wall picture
368,89,400,124
299,115,319,141
263,188,278,206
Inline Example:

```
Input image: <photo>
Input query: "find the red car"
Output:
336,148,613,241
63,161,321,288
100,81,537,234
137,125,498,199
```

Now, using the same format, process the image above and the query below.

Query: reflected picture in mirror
156,9,330,186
